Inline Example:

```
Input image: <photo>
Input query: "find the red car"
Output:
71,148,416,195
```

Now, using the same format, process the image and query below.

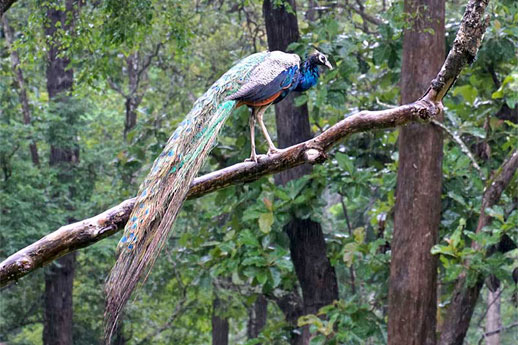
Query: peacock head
308,50,333,70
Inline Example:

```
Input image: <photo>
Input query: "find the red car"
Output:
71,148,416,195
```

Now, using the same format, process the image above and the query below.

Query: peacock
104,49,332,341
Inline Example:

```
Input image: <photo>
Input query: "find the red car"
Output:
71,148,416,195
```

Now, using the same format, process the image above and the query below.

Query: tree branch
439,149,518,345
477,322,518,345
0,0,492,288
0,101,436,287
2,14,40,166
429,0,490,102
430,119,482,177
345,2,384,26
0,0,18,16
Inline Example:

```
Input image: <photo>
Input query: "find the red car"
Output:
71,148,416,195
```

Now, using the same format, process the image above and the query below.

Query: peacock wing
227,51,300,104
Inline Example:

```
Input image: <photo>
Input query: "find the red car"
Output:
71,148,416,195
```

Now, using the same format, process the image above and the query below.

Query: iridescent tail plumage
104,52,268,342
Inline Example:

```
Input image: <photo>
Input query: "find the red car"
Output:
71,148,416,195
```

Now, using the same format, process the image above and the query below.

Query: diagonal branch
429,0,490,102
0,0,18,16
477,322,518,345
345,1,384,26
0,0,492,288
439,149,518,345
0,101,436,287
430,119,482,176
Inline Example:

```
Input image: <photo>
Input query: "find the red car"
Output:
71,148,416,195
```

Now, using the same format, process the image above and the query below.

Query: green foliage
1,1,517,344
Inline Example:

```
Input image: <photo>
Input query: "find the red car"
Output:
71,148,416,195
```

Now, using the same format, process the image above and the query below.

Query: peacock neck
295,59,320,92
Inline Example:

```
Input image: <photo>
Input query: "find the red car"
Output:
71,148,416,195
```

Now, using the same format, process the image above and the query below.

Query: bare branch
0,0,492,287
430,119,482,176
429,0,490,102
476,150,518,234
345,2,384,26
107,78,127,98
478,322,518,345
0,100,437,287
377,102,483,176
135,42,163,89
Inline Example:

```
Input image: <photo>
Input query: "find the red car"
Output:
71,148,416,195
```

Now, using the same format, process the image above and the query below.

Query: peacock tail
104,51,270,341
103,48,329,341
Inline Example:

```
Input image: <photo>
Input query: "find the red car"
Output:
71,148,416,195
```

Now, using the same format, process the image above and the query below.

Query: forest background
0,0,517,345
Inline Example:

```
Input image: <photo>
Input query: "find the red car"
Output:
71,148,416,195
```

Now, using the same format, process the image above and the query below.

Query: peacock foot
267,147,285,156
245,152,258,163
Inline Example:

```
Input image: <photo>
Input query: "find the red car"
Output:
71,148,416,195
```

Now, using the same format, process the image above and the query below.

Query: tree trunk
43,1,78,344
387,1,445,345
124,52,141,138
2,15,40,166
485,287,501,345
43,253,76,345
0,0,18,16
305,0,317,21
285,219,339,315
248,294,267,340
212,297,229,345
112,322,127,345
263,2,339,345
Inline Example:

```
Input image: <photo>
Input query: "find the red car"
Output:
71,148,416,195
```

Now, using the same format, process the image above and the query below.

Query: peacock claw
267,147,285,156
245,153,268,163
245,153,258,163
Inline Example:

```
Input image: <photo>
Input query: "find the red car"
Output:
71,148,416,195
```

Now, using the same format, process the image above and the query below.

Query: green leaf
343,242,358,267
232,271,244,285
486,206,505,223
239,230,260,247
258,212,274,234
294,94,308,106
353,227,365,244
242,256,267,267
462,126,486,139
256,270,268,284
453,84,478,104
269,267,281,288
447,191,466,206
310,335,326,345
335,152,354,173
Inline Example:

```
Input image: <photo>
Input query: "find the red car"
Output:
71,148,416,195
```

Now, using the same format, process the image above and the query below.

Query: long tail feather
104,52,268,342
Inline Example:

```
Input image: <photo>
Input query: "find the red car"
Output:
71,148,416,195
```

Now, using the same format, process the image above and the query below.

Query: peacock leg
245,107,258,163
256,105,281,155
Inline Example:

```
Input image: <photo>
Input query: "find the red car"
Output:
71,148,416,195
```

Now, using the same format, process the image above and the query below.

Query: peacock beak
324,60,333,70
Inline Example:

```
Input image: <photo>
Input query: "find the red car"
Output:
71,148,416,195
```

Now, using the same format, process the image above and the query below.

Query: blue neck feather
294,59,320,92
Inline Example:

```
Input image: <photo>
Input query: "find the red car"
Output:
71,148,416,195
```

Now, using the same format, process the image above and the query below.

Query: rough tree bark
124,52,140,137
486,287,501,345
2,14,40,166
43,1,78,344
212,297,229,345
43,252,76,345
248,295,267,340
263,1,339,344
387,1,445,345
